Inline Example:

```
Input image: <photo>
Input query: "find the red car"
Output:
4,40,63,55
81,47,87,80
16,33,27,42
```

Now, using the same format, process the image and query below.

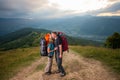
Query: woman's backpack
40,38,48,56
40,33,51,56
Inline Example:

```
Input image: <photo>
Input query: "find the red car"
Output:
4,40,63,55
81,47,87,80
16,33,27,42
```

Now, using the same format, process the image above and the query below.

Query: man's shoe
60,73,66,77
55,70,61,73
45,72,51,75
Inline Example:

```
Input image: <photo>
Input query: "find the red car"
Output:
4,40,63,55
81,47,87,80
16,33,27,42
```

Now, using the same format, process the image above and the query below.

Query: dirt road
10,50,119,80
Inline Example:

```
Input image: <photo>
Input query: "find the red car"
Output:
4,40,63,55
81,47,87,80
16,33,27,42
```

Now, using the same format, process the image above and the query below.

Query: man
51,32,66,77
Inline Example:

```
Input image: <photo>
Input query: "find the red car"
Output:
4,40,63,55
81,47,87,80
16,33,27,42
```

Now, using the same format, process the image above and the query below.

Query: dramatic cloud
97,1,120,16
0,0,53,18
0,0,120,18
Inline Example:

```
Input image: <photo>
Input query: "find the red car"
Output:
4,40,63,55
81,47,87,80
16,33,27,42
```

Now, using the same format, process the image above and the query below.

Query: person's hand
67,49,69,53
59,54,62,58
54,47,58,51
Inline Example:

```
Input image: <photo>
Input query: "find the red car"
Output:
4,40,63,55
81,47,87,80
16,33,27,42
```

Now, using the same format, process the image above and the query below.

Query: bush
105,32,120,49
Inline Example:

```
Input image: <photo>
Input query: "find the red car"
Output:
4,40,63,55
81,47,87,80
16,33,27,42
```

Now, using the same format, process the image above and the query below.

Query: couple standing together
45,32,66,77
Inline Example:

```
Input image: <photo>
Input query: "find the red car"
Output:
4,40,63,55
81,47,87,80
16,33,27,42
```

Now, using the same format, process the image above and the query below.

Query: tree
105,32,120,49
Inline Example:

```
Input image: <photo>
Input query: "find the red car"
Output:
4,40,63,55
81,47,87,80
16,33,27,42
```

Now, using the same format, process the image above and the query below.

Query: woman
45,37,56,75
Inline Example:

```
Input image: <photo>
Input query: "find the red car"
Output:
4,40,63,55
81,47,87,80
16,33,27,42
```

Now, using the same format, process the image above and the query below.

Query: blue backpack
40,38,48,56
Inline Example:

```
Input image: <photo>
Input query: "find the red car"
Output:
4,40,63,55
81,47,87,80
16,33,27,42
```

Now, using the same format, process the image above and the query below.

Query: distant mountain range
0,16,120,41
0,28,102,50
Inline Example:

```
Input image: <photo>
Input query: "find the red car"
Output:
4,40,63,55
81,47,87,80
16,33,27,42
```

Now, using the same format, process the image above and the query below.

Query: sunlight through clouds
0,0,120,18
48,0,109,12
97,10,120,16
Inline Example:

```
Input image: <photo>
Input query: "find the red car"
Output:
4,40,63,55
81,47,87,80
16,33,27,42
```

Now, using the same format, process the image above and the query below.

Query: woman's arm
47,47,51,53
47,47,55,53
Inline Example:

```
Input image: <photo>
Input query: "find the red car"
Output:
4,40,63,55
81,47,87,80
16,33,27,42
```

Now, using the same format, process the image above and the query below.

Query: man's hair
52,32,57,35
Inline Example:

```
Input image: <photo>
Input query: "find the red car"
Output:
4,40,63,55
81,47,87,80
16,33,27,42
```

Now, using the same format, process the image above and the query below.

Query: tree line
105,32,120,49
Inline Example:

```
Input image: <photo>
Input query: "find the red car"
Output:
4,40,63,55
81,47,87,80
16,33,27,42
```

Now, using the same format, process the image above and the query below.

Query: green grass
0,47,40,80
70,46,120,74
1,45,119,80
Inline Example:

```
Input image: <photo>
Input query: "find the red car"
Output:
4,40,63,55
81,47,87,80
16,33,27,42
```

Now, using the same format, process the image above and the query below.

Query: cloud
0,0,54,18
0,0,78,18
97,10,120,16
96,1,120,16
108,0,119,2
104,2,120,12
0,0,120,18
0,0,48,11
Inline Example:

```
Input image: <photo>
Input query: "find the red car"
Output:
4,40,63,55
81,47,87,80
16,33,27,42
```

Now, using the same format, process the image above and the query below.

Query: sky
0,0,120,19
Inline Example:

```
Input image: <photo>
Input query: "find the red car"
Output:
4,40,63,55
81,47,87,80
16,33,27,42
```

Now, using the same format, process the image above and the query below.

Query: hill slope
0,28,102,50
0,28,50,50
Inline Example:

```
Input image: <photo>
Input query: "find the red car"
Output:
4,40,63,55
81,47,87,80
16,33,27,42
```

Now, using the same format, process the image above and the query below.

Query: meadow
0,47,40,80
0,46,120,80
70,46,120,74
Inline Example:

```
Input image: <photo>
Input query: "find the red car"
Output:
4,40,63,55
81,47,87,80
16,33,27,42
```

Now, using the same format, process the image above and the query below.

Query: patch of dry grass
0,47,40,80
70,46,120,74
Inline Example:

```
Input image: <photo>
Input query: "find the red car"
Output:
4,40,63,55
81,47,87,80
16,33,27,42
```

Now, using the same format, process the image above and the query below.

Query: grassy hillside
0,28,102,50
70,46,120,74
0,28,50,44
0,47,40,80
0,28,50,50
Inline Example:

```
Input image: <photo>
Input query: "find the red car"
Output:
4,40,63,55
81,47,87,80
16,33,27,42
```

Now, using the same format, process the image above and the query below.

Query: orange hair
45,33,51,46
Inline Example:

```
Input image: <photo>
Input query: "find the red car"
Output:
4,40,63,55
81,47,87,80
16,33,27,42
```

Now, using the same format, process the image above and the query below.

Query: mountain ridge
0,16,120,42
0,28,102,50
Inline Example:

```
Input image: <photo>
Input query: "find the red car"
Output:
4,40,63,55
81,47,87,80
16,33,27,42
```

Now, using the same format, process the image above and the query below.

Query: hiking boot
55,70,61,74
45,72,52,75
60,72,66,77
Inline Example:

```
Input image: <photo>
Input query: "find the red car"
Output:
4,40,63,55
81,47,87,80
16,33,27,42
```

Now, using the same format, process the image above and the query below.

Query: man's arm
59,44,63,58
